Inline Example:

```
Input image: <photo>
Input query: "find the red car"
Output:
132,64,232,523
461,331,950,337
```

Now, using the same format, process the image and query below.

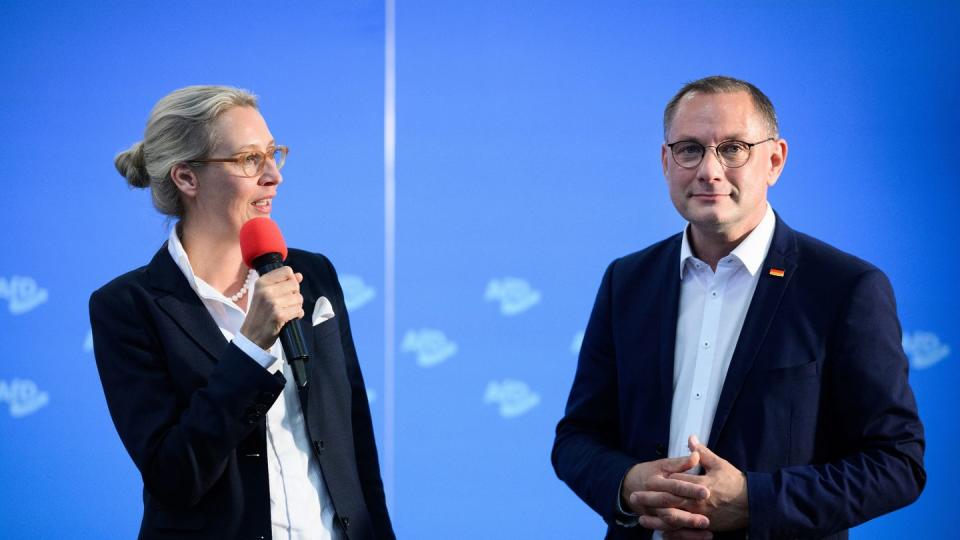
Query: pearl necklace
229,269,258,303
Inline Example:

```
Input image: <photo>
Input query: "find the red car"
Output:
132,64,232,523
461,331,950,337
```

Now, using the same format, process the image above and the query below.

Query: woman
91,86,394,540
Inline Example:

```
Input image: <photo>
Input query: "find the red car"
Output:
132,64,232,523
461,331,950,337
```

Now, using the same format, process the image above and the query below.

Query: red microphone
240,217,288,269
239,218,309,389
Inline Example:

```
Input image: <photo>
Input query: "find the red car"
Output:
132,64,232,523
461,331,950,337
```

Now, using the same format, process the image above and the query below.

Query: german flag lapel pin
768,267,786,278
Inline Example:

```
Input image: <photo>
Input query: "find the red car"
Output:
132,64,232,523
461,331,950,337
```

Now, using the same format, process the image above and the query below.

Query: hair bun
115,141,150,188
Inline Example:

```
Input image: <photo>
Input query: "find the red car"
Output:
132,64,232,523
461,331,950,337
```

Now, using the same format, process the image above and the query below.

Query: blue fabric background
1,1,955,537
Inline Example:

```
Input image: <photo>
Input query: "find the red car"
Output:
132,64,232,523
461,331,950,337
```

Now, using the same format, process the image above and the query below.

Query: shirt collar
679,203,776,279
167,224,238,304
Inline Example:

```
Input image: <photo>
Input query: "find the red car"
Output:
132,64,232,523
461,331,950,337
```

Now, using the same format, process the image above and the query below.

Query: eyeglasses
189,145,289,177
666,138,774,169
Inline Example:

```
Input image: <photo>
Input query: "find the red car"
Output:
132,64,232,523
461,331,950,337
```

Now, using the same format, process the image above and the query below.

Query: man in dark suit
552,76,925,540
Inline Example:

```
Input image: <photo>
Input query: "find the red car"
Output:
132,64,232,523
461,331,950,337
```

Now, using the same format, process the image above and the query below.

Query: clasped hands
621,435,748,540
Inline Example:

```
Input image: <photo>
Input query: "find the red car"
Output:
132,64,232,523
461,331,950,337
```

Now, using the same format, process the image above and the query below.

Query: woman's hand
239,267,304,350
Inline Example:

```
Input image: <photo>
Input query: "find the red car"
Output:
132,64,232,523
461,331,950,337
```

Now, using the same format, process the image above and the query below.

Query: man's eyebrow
670,133,751,144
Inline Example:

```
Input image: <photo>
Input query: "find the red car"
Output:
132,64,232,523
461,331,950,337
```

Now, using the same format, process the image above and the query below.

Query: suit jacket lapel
659,236,682,410
147,243,229,362
708,216,799,447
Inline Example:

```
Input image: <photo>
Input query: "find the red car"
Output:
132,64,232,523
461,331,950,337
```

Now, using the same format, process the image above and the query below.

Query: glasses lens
717,141,750,168
239,152,264,177
673,142,704,168
273,146,287,170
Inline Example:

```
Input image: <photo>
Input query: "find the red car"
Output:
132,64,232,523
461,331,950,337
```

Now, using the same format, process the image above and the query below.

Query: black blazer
552,215,926,540
90,245,394,540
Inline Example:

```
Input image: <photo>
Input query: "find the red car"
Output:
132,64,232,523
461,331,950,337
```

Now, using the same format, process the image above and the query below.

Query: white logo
401,329,458,367
484,379,540,418
571,331,585,354
0,275,49,315
340,274,376,311
903,331,950,370
83,329,94,352
0,378,49,418
484,277,541,316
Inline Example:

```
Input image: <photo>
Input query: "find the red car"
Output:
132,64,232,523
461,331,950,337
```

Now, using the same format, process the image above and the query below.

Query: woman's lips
251,198,273,213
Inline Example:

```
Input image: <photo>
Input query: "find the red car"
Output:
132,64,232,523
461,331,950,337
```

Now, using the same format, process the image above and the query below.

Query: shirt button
710,291,718,298
695,392,702,399
703,341,710,349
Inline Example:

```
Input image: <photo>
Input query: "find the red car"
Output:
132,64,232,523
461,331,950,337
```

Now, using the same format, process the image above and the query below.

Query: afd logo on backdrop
401,329,458,367
0,275,48,315
484,277,541,316
0,378,49,418
903,331,950,370
484,378,540,418
340,274,375,311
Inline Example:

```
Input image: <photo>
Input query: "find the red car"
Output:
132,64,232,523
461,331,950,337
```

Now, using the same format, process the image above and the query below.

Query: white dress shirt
668,204,776,460
167,228,339,540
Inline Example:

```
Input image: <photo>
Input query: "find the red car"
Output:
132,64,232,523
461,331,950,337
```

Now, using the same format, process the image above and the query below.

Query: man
552,76,925,540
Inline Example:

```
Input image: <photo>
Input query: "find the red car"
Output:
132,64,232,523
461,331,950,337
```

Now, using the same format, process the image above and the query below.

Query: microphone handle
252,253,310,389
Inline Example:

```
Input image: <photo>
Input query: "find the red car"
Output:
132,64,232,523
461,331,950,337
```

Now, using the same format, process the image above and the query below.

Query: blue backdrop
1,1,956,538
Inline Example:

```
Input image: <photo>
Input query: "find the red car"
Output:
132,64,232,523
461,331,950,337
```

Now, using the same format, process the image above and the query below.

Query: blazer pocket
312,314,341,338
761,360,820,383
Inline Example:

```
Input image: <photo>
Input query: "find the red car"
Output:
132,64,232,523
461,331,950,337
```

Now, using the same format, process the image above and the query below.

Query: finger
689,435,724,470
662,451,701,474
630,490,689,510
260,266,296,284
667,473,709,485
654,506,710,530
664,528,714,540
646,476,710,500
638,515,675,532
295,272,303,282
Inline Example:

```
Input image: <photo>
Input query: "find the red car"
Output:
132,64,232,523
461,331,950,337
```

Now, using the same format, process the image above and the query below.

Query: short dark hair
663,75,779,140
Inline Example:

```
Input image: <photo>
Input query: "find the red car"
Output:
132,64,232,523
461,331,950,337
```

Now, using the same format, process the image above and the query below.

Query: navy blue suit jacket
91,246,394,540
552,216,925,539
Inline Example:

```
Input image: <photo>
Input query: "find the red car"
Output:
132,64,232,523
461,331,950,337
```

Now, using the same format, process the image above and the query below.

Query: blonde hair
114,85,258,216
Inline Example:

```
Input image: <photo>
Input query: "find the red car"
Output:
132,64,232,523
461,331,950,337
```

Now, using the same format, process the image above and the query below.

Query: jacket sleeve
89,284,286,508
321,255,396,539
746,269,926,539
552,259,639,524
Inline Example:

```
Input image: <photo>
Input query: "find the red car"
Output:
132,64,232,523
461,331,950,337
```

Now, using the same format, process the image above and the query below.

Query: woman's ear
170,163,200,199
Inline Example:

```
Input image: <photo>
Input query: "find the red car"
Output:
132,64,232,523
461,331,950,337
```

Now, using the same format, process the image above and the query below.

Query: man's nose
696,148,725,182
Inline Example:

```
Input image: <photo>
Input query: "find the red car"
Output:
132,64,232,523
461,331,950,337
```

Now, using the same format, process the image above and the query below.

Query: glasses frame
666,137,775,169
188,145,289,177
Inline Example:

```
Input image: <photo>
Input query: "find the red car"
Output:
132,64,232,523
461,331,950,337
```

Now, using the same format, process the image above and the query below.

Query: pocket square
312,296,335,326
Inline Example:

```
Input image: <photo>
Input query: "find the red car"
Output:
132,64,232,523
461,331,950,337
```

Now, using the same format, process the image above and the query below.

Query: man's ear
170,163,200,199
767,138,789,187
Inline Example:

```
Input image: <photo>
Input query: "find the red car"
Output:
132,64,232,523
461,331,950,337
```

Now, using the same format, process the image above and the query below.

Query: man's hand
665,435,749,532
621,452,711,532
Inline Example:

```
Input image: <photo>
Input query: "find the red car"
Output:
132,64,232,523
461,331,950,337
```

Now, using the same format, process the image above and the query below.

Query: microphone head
239,217,288,269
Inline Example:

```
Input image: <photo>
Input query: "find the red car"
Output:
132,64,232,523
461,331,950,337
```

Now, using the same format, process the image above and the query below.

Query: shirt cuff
233,333,278,370
615,474,640,528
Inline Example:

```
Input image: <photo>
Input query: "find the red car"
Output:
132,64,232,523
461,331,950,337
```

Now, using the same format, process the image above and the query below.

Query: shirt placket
681,265,728,442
